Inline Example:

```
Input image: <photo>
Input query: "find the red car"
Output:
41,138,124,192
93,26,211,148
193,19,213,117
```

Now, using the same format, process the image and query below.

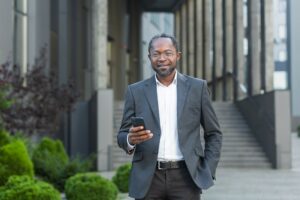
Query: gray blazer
118,72,222,199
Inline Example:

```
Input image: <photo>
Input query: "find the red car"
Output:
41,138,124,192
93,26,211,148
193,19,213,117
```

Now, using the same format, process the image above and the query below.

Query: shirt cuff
127,134,136,152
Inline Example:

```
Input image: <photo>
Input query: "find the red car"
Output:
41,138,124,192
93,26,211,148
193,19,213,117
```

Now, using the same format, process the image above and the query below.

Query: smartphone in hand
131,117,146,130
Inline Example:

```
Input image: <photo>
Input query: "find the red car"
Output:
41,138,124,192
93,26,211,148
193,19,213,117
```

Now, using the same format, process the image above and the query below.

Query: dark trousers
136,165,201,200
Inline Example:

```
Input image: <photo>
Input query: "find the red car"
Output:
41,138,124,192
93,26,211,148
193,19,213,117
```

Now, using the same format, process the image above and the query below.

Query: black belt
157,160,186,170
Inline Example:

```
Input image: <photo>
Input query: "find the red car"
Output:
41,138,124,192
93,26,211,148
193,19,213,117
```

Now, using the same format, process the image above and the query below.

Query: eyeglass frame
149,50,177,60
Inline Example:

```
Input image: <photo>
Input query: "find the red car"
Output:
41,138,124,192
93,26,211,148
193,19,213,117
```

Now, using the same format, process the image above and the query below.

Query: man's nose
158,53,167,60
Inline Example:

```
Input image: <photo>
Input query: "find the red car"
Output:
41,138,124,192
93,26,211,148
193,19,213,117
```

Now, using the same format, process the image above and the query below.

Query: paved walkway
106,133,300,200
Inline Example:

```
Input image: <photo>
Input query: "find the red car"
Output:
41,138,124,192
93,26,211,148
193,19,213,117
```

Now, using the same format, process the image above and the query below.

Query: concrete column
13,0,29,76
27,0,50,71
275,91,291,169
263,0,274,92
97,90,113,171
91,0,108,90
195,0,203,79
233,0,246,100
203,0,212,82
109,0,127,100
248,0,261,95
128,0,141,83
175,10,180,48
224,0,233,100
290,0,300,130
90,0,114,172
175,10,181,69
213,0,223,101
181,4,188,74
58,0,69,85
187,0,195,76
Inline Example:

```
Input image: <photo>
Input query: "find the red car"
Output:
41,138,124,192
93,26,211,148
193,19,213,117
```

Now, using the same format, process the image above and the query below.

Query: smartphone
131,117,146,129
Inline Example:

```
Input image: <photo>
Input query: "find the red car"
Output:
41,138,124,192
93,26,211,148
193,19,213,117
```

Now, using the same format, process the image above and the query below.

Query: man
118,33,222,200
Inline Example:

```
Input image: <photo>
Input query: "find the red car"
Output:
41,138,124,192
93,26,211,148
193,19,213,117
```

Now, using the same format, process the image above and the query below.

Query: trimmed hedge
112,163,131,193
32,137,69,190
65,173,118,200
0,140,34,186
32,137,94,191
0,129,10,147
0,175,61,200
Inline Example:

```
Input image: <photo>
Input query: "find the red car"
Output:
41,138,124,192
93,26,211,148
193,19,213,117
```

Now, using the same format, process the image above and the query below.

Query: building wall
0,0,13,64
290,0,300,130
273,0,288,90
0,0,50,72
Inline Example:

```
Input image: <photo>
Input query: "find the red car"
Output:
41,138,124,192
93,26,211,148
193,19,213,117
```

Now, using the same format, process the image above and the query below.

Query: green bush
32,137,94,191
62,154,95,178
112,163,131,193
11,132,37,158
0,129,11,147
32,137,69,190
65,173,118,200
0,175,61,200
0,140,34,186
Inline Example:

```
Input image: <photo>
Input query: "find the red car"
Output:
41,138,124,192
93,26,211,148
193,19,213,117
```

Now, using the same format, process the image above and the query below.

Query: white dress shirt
155,71,184,161
127,71,184,161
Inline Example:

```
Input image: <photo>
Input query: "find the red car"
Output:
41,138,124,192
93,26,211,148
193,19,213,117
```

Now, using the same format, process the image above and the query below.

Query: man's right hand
128,126,153,145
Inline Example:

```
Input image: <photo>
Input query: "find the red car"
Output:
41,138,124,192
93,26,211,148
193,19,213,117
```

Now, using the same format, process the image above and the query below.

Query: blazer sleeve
200,81,223,179
117,85,136,154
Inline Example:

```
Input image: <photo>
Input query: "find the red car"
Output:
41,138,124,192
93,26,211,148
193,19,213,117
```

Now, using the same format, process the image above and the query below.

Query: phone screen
131,117,146,129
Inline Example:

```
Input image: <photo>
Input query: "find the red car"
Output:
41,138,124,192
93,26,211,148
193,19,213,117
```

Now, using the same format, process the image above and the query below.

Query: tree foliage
0,51,79,135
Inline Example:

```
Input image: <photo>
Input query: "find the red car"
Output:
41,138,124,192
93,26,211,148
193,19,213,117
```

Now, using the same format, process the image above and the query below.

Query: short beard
153,66,175,77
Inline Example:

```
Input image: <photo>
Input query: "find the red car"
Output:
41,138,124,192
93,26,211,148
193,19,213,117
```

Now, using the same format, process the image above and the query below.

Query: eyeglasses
150,51,175,59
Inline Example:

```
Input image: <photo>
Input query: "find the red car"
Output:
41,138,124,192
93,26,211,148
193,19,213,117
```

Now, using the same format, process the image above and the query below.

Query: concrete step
221,151,264,157
221,145,264,151
213,102,271,169
218,162,271,168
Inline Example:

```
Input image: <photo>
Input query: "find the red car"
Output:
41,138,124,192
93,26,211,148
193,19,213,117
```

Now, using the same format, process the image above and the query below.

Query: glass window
278,50,286,61
150,13,160,29
279,0,287,13
278,25,286,39
274,71,287,90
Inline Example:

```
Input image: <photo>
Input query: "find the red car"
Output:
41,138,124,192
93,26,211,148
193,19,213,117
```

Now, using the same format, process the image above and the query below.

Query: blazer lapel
144,76,160,125
177,73,190,120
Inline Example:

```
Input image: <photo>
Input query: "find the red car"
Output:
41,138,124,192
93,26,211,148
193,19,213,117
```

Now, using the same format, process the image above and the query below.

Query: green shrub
112,163,131,193
32,137,94,191
11,132,37,158
32,137,69,190
0,129,11,147
65,173,118,200
61,154,95,178
54,155,95,191
0,140,34,186
0,175,60,200
0,130,35,158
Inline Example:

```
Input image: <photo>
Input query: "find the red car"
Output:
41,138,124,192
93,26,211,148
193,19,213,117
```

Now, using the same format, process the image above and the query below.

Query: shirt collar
155,70,177,86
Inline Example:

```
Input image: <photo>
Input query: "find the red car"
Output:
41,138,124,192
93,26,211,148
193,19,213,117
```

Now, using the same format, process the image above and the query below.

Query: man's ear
176,52,182,61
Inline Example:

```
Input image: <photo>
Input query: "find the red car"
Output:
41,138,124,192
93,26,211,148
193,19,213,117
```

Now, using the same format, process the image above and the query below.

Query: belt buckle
157,161,166,170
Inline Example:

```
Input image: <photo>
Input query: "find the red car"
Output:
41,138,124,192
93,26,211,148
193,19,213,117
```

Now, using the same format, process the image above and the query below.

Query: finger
131,131,153,144
130,126,144,132
129,129,149,137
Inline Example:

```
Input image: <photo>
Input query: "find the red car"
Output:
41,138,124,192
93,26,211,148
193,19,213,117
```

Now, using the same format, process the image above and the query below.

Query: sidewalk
104,133,300,200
